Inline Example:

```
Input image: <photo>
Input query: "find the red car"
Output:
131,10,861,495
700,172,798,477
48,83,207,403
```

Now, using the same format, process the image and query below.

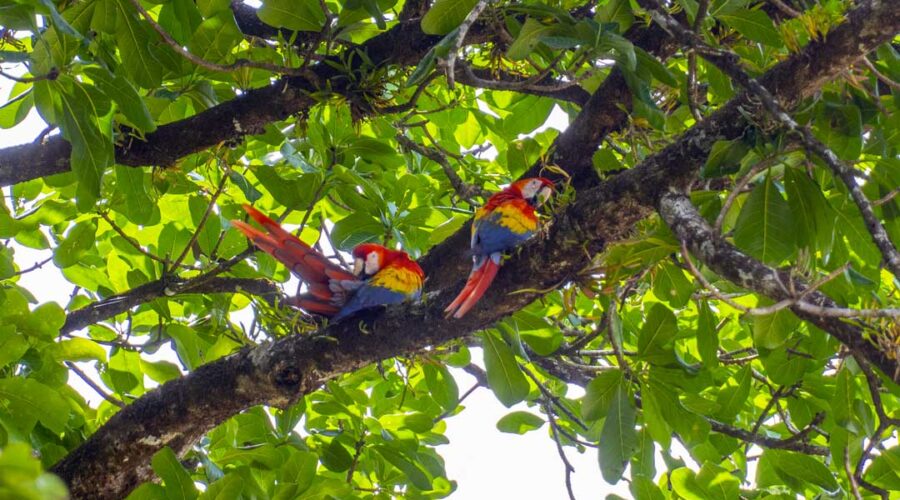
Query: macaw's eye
353,257,364,276
364,252,381,275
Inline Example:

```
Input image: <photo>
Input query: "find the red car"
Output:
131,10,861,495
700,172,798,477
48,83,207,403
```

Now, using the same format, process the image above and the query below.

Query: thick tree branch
454,64,592,106
658,191,900,382
62,277,280,334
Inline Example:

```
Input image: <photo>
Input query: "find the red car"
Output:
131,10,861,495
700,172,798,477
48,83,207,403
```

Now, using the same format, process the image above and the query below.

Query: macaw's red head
510,177,555,207
351,243,424,279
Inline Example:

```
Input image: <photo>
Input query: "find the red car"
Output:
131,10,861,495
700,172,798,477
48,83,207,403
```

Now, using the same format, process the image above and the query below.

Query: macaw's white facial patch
364,251,381,275
537,185,552,206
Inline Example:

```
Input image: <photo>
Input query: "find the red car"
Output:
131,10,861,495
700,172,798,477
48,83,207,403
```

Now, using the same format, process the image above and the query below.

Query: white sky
0,70,644,498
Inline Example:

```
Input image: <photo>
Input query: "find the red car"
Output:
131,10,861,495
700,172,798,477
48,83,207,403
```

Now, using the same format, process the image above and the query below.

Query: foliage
0,0,898,498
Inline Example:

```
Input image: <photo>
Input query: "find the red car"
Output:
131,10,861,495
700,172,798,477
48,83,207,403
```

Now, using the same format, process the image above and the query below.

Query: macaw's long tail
231,204,356,291
444,253,501,319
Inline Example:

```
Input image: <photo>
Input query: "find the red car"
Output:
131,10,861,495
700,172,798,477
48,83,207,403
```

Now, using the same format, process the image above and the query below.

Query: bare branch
65,361,126,409
396,135,489,203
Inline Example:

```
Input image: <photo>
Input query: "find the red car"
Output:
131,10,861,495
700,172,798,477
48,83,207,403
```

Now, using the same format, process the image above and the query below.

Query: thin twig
169,171,229,272
0,68,58,83
543,400,577,500
7,256,53,278
862,58,900,92
767,0,801,18
444,0,492,88
396,135,489,203
99,211,172,268
65,361,126,409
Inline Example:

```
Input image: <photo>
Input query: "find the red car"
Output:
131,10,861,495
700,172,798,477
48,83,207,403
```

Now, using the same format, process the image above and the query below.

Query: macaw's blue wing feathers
332,285,409,321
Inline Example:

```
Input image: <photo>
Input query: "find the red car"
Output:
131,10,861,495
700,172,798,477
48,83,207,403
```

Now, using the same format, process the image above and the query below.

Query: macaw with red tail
232,205,424,321
444,177,554,319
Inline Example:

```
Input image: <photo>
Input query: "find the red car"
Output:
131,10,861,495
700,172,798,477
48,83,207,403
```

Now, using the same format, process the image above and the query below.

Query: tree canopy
0,0,899,498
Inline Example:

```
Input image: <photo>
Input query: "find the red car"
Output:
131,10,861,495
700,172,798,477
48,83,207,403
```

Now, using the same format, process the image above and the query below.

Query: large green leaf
733,173,795,264
258,0,325,32
597,385,637,484
496,411,545,434
152,447,199,500
0,378,70,434
719,8,783,47
84,67,156,133
637,302,677,357
763,450,839,491
581,368,624,421
421,0,478,35
480,330,529,407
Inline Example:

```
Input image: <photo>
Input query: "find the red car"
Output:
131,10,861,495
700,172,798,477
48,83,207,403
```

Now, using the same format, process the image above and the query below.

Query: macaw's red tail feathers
444,254,501,319
288,296,341,316
233,206,356,285
241,205,300,245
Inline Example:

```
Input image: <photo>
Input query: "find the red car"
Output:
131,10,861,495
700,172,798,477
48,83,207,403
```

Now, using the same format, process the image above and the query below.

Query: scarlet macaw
232,205,424,321
444,177,554,318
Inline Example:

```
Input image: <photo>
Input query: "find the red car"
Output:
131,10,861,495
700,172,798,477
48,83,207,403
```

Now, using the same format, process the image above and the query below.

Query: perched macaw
232,205,425,321
444,177,554,319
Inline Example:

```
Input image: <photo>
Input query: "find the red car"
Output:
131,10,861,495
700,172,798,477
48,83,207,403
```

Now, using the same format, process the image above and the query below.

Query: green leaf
831,367,854,428
84,67,156,133
733,173,795,264
630,475,665,500
0,378,70,434
714,365,751,422
141,360,183,384
405,47,437,88
507,18,559,60
864,445,900,490
258,0,325,31
764,449,839,491
813,102,863,161
421,0,478,35
188,11,242,64
719,8,783,47
423,363,459,411
701,139,750,178
152,447,199,500
598,385,637,484
638,303,677,356
373,446,433,490
752,305,800,350
480,330,529,407
696,301,718,368
113,166,155,225
596,0,634,31
696,462,741,500
496,411,545,434
635,46,677,87
329,213,383,251
54,80,114,208
53,220,98,268
113,0,168,88
581,369,624,421
321,438,353,472
784,167,832,251
670,467,707,500
51,338,106,362
0,326,29,368
653,262,693,308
